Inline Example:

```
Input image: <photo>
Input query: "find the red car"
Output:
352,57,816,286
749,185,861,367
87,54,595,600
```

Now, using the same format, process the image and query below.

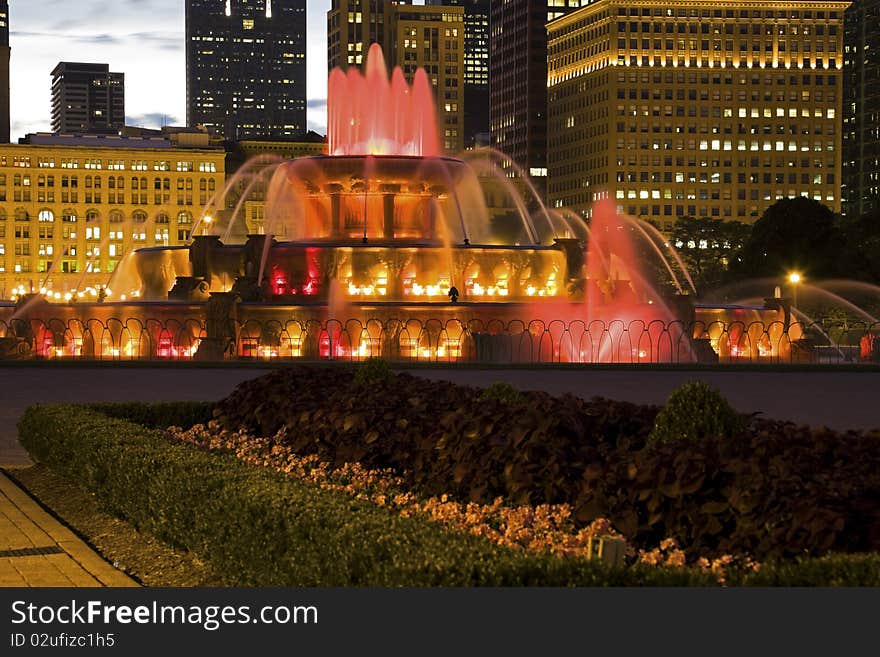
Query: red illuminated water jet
328,43,441,157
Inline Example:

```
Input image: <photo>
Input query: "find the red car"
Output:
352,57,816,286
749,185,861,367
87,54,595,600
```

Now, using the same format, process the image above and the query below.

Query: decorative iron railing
1,316,879,365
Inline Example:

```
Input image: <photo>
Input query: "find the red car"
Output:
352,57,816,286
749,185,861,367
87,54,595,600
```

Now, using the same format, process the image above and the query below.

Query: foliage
478,382,523,404
19,402,880,585
213,366,659,507
839,208,880,286
85,401,215,430
353,357,394,387
17,403,722,586
167,422,627,562
668,216,751,291
648,381,745,445
215,367,880,559
212,366,880,562
732,197,845,280
728,552,880,587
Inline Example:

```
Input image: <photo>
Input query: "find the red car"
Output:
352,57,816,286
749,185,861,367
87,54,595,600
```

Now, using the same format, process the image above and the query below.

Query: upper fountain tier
328,43,441,157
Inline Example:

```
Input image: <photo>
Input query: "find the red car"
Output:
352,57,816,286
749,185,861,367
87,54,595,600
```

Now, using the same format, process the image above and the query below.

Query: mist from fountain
460,157,540,245
626,217,698,296
794,284,879,325
222,162,285,242
460,148,562,242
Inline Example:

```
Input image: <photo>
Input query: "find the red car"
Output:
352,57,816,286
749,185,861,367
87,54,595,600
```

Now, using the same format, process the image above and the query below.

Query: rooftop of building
19,126,223,151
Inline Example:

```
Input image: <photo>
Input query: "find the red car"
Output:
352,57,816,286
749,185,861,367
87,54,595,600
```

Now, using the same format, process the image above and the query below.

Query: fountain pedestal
194,292,239,361
231,275,264,302
190,235,223,285
168,276,210,301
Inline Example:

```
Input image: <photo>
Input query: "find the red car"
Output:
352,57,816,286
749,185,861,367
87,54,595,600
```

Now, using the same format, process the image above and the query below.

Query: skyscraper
547,0,848,225
50,63,125,135
327,1,466,153
427,0,490,148
186,0,307,140
0,1,9,143
489,1,582,191
843,0,880,217
328,0,404,70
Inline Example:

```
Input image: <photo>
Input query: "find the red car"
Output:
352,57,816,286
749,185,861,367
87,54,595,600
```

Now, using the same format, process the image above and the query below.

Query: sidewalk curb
0,470,137,588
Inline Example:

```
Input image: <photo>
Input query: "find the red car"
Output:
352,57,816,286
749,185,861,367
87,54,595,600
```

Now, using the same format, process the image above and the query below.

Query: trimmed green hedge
18,403,880,586
85,401,216,430
18,403,715,587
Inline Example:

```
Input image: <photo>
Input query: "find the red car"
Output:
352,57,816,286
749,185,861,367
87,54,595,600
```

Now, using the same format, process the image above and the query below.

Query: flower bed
213,365,880,562
166,421,627,564
19,403,718,586
17,399,880,585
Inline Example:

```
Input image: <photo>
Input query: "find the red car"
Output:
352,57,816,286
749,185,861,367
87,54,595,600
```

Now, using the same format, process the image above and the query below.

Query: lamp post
787,271,802,309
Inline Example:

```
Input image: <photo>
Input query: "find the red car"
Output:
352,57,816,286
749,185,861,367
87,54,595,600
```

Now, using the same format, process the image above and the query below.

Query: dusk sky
7,0,372,141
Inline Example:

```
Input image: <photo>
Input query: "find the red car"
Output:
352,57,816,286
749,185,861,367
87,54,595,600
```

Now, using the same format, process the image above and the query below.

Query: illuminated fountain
0,44,823,364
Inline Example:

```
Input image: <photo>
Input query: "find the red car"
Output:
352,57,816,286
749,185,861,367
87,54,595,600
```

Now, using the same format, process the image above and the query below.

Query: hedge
213,366,880,561
18,403,880,586
17,403,715,587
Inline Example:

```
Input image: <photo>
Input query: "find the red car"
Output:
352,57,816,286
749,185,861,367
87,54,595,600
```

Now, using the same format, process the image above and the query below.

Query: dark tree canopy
669,216,751,293
732,197,845,280
840,208,880,285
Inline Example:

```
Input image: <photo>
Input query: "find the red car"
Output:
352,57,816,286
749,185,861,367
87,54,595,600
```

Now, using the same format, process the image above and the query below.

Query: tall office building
0,1,9,143
490,1,582,190
547,0,848,227
843,0,880,217
327,1,466,153
328,0,404,70
186,0,307,140
427,0,490,148
50,63,125,135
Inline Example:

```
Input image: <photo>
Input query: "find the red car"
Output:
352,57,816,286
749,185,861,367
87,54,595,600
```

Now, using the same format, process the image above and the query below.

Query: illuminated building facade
225,133,328,235
843,0,880,217
547,0,849,227
50,63,125,135
186,0,307,140
327,1,466,153
427,0,490,148
328,0,405,69
490,1,584,191
0,134,225,299
0,1,9,143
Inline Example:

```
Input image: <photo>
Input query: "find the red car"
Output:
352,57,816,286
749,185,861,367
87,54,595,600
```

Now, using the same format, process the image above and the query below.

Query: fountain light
788,272,802,307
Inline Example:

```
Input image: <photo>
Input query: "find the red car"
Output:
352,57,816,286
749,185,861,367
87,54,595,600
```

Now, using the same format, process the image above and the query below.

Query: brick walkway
0,470,135,587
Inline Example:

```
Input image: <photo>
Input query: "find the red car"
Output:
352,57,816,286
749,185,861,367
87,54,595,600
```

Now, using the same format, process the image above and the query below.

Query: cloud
11,118,51,140
126,112,182,129
307,98,327,111
12,30,183,51
307,119,327,136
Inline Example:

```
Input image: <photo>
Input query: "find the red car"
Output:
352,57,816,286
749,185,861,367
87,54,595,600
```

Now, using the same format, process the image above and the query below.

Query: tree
669,216,751,293
731,197,845,281
840,208,880,285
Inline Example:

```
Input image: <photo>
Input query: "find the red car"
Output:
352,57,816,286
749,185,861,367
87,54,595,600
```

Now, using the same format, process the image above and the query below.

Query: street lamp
787,271,802,308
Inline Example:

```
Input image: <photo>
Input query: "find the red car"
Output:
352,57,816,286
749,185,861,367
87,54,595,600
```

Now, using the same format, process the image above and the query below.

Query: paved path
0,471,135,587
